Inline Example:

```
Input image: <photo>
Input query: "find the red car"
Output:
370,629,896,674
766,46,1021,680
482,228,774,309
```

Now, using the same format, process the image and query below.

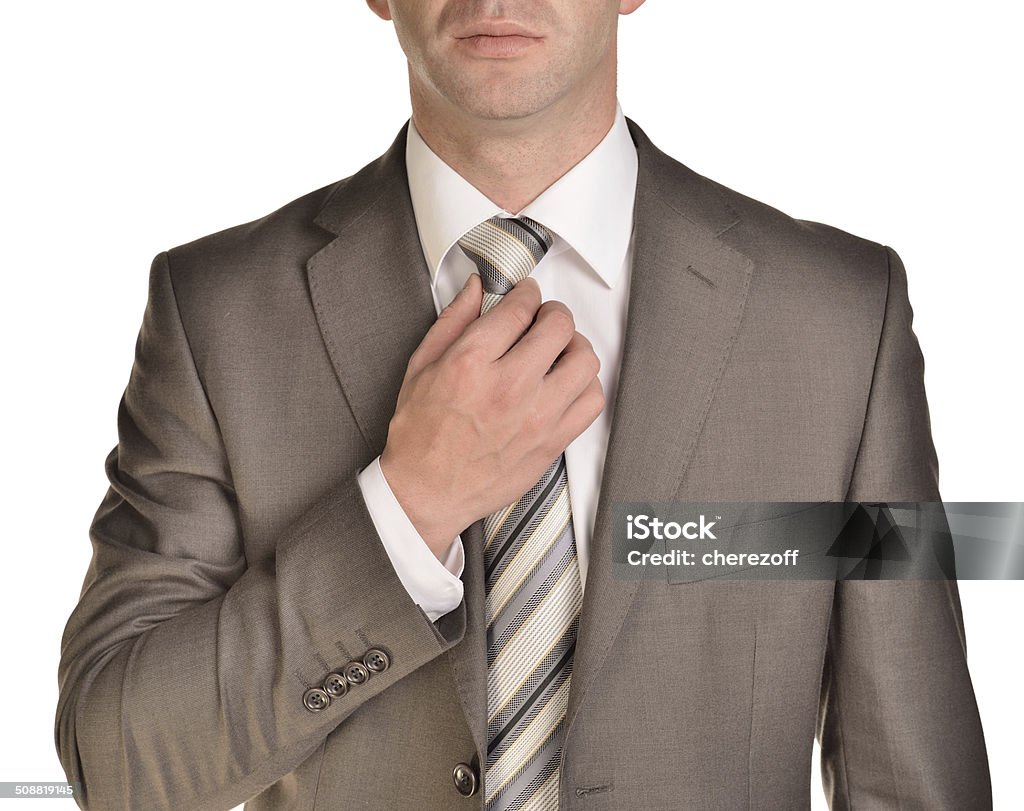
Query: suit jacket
56,117,991,810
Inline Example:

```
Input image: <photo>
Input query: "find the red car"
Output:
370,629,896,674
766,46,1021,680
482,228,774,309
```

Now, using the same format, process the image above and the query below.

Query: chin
442,77,562,121
459,98,549,120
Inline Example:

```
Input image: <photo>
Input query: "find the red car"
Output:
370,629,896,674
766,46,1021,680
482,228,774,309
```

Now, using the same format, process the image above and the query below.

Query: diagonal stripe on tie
487,613,579,763
485,456,567,580
487,536,577,670
457,215,581,811
486,492,572,629
486,678,572,802
486,562,582,723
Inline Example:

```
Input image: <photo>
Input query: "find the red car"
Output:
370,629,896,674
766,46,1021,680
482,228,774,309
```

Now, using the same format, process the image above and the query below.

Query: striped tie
457,215,583,811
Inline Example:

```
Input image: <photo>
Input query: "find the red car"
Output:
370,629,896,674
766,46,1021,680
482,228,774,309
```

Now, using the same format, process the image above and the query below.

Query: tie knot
457,216,554,303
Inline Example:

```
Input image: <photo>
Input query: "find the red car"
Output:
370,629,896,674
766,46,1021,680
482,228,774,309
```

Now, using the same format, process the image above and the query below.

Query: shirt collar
405,101,638,289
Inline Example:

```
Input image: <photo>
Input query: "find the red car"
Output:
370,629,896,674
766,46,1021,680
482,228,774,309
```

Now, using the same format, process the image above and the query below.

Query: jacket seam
160,250,236,493
842,244,894,500
828,622,855,809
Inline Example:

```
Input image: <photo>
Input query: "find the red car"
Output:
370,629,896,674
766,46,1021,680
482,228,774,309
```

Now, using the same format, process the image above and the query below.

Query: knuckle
507,301,535,333
519,276,542,300
548,309,575,338
447,342,481,375
542,300,575,329
576,380,603,414
405,345,425,374
560,342,599,379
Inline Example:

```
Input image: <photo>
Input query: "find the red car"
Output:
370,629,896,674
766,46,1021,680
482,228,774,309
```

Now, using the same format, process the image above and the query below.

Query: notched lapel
306,123,437,460
565,119,756,735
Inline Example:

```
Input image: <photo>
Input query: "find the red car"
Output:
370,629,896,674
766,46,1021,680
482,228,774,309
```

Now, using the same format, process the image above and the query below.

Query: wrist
379,450,465,559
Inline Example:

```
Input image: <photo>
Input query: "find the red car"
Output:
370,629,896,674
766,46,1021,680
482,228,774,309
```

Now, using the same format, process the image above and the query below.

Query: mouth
454,22,543,58
454,21,541,39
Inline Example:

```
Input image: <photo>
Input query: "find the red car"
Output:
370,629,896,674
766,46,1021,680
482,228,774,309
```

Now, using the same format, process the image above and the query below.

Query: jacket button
363,648,390,673
452,762,478,797
323,672,348,698
302,687,330,712
343,661,370,685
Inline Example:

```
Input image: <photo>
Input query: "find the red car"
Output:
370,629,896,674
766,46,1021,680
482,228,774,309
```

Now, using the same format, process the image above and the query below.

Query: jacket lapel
306,123,437,458
564,118,755,735
306,124,491,757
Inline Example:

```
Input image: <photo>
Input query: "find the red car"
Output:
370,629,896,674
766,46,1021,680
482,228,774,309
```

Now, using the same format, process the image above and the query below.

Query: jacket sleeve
816,246,992,808
55,251,467,810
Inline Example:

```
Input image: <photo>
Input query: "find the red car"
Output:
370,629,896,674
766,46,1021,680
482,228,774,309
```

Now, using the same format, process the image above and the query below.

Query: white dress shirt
356,101,638,622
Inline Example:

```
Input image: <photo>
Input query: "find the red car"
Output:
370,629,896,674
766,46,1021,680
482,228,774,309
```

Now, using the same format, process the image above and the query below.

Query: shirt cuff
356,455,465,622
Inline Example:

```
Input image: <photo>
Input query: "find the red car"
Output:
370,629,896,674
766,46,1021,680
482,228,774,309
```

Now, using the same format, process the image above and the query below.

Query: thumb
406,273,482,376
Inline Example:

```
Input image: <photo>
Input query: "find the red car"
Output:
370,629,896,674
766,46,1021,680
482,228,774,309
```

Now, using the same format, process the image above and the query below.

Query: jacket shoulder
162,125,406,282
631,117,891,280
164,179,339,278
690,167,893,288
649,152,902,347
150,179,345,354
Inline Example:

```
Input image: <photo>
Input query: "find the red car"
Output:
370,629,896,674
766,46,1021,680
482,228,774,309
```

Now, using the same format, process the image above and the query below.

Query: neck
409,80,617,215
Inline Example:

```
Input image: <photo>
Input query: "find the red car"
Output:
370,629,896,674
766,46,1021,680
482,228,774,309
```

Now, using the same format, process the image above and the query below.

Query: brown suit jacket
56,118,991,809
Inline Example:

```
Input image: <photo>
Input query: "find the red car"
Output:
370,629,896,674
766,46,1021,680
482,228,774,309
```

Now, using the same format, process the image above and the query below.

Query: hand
380,273,604,559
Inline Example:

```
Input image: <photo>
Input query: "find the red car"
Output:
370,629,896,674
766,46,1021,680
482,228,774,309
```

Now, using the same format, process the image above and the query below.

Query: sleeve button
363,648,390,673
302,687,331,712
343,661,370,685
323,672,349,697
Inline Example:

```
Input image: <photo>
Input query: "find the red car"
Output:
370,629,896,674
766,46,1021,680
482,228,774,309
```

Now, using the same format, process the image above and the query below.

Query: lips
458,34,540,57
453,19,543,58
454,21,541,39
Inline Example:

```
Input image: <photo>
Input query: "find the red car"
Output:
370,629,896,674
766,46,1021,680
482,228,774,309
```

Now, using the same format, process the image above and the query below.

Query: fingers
542,330,602,406
526,331,603,452
455,277,543,361
406,273,482,377
553,376,606,448
501,299,577,376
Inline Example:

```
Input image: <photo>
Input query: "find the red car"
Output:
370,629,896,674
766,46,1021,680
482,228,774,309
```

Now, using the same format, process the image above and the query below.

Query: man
56,1,991,808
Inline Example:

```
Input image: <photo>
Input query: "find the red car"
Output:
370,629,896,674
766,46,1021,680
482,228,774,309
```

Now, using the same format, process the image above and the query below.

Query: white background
2,2,1021,808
